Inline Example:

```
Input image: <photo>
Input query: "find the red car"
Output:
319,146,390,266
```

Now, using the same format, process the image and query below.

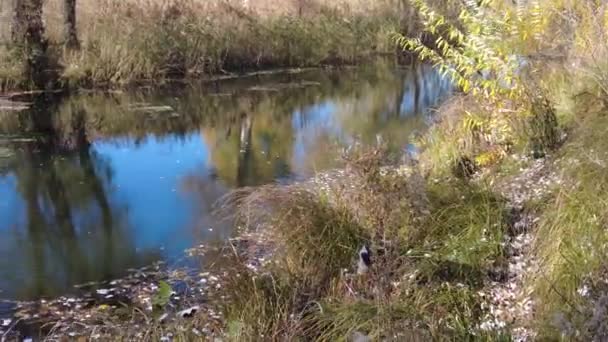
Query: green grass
92,0,608,339
218,145,511,340
532,101,608,339
8,0,608,339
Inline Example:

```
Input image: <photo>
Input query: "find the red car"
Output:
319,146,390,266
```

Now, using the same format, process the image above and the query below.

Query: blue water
0,64,451,300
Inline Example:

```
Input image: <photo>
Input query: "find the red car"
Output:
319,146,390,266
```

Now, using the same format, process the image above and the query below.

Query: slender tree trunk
414,63,421,114
79,147,113,230
64,0,79,49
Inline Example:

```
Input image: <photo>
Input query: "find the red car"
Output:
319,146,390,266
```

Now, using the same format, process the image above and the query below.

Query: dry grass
6,0,608,339
218,144,510,340
0,0,402,89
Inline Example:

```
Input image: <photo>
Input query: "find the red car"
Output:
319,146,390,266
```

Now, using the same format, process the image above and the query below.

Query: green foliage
533,101,608,339
422,179,506,276
222,269,307,340
393,0,522,101
394,0,568,172
152,280,172,310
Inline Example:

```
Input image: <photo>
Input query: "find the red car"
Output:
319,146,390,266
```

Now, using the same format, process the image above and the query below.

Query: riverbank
0,0,412,91
4,0,608,340
1,59,606,341
211,70,606,340
0,246,230,340
0,62,450,339
187,1,608,338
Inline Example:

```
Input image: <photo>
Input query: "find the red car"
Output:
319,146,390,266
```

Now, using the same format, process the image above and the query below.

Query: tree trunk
12,0,49,89
64,0,79,49
12,0,44,46
10,0,27,43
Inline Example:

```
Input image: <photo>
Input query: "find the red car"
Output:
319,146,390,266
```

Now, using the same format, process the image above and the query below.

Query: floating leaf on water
0,147,14,159
74,281,99,289
96,289,110,295
247,86,279,92
130,105,175,114
300,81,321,87
0,98,31,111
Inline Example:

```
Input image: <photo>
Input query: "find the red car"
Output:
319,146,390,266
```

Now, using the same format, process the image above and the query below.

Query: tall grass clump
0,46,24,91
220,183,367,340
533,100,608,339
219,144,510,340
525,3,608,335
228,184,366,286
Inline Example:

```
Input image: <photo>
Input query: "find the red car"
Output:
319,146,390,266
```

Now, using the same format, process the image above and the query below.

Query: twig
1,318,23,341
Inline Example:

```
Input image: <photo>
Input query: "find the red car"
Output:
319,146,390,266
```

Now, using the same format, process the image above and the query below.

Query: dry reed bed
0,0,403,89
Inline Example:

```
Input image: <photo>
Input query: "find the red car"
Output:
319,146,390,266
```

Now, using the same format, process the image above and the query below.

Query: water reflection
0,62,451,300
0,142,162,300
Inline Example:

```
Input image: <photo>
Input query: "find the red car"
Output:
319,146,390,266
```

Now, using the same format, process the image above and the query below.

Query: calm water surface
0,63,450,300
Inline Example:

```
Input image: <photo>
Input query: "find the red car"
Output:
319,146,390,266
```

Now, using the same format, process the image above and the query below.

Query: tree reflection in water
0,99,160,300
0,62,451,300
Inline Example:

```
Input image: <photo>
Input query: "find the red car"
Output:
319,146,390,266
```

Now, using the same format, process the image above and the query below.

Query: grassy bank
213,0,608,340
6,0,608,340
221,151,512,340
0,0,405,91
529,66,608,338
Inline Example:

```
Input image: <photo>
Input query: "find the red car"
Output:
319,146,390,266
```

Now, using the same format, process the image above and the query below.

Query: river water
0,63,451,301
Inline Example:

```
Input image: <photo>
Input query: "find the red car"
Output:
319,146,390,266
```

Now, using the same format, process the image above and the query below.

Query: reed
0,0,403,89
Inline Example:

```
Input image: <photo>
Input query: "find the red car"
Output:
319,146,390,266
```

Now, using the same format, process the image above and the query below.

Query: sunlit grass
532,101,608,339
0,0,401,89
216,145,510,340
0,46,25,91
5,0,608,339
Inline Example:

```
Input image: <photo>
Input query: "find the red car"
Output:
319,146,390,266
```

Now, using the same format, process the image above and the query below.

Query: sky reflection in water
0,63,451,300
